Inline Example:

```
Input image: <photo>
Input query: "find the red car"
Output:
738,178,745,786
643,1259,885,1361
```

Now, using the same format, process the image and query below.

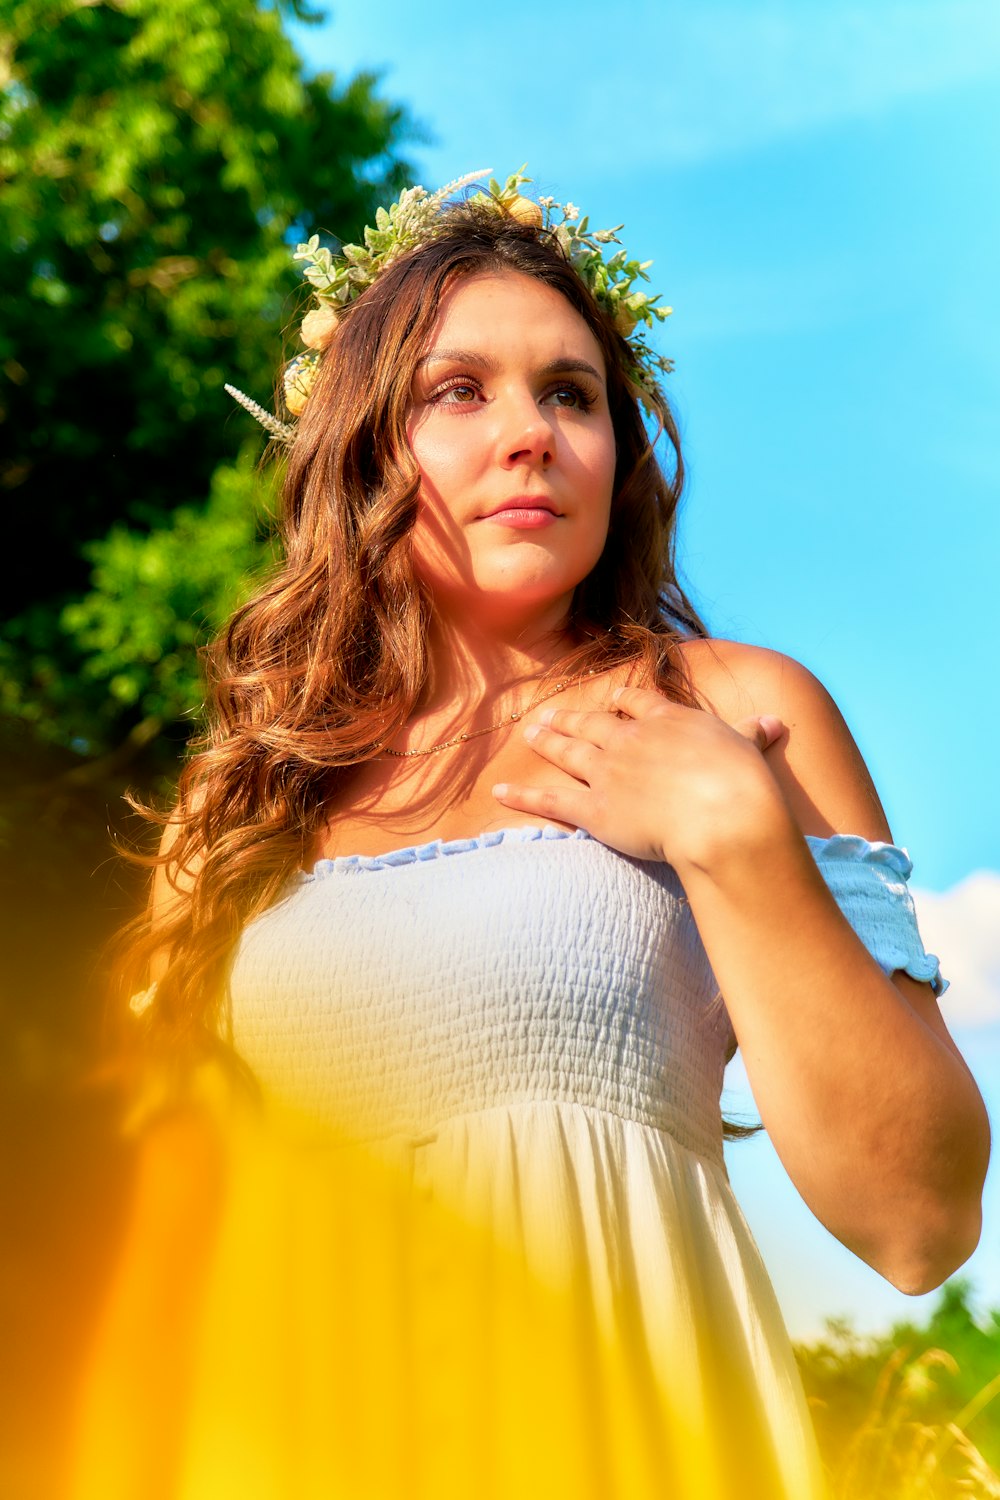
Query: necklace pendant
509,711,520,721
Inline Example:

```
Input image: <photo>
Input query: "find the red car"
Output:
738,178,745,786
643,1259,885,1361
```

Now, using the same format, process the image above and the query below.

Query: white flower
563,202,580,222
301,304,339,349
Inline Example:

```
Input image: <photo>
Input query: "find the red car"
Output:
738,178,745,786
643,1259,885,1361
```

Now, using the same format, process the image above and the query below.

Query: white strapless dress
162,828,942,1499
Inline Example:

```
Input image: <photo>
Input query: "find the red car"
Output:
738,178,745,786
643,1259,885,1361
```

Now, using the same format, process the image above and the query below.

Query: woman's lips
482,507,559,529
478,500,560,529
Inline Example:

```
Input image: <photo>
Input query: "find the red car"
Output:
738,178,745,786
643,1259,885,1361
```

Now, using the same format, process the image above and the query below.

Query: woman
88,171,989,1499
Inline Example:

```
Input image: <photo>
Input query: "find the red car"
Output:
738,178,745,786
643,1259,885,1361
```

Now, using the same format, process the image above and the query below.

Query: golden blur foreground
66,1088,811,1500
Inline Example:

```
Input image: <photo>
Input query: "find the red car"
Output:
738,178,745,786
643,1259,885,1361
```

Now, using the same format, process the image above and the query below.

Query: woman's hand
492,684,789,872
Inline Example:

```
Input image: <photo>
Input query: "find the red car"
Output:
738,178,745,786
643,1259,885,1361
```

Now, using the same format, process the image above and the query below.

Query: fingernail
611,686,623,702
492,783,509,798
537,707,556,726
523,723,541,741
758,715,784,741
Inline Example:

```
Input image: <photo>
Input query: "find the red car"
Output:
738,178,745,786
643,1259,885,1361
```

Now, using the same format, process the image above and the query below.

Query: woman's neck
418,608,579,718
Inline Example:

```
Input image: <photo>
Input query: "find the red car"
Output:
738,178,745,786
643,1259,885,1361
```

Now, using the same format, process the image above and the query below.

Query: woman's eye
434,381,480,404
545,383,595,411
427,378,596,411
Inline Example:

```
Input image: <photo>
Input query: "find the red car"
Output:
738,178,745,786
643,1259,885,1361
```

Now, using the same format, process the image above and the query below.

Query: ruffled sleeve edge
805,833,949,998
804,832,914,880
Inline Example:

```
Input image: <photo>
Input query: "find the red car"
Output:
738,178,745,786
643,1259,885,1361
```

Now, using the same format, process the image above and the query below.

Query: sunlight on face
406,272,616,633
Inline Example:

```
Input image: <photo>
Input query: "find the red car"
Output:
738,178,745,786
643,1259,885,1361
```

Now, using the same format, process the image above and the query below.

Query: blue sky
290,0,999,1335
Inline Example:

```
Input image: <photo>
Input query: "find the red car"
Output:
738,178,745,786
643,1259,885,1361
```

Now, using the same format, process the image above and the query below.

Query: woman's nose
496,393,555,468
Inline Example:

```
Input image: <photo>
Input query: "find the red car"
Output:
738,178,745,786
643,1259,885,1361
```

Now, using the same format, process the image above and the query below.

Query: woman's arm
493,640,990,1294
148,806,205,983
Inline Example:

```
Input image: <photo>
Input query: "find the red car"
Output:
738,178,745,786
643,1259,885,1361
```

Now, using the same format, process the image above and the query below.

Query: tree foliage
2,443,280,749
0,0,415,755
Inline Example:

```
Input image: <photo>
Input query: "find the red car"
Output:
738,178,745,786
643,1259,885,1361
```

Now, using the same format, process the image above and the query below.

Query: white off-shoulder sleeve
806,834,947,996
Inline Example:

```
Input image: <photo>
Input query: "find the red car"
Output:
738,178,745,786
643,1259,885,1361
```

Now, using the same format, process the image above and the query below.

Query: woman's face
406,271,616,632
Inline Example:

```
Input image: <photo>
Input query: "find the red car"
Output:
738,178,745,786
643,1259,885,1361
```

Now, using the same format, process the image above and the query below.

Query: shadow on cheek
412,492,475,586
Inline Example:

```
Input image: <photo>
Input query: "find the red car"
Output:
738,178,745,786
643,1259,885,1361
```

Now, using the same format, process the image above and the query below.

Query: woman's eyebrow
416,349,605,383
537,357,605,384
416,348,501,373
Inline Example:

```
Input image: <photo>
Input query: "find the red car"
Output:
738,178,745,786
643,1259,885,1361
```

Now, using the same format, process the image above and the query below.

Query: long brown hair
120,199,708,1058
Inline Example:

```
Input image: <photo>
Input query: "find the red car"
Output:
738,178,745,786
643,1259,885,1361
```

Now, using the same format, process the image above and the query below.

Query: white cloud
911,873,1000,1025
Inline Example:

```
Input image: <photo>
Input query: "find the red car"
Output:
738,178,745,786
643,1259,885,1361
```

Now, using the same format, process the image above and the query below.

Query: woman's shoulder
672,636,892,844
671,637,835,725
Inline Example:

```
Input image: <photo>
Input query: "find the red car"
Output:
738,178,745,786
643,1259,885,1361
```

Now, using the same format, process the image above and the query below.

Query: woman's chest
311,675,630,862
227,836,731,1157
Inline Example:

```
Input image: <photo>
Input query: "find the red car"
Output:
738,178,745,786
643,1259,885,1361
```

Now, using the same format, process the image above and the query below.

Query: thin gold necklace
381,667,601,757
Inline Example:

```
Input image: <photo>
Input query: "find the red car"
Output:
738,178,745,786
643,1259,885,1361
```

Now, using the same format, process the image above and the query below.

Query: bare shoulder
673,637,892,842
673,637,827,720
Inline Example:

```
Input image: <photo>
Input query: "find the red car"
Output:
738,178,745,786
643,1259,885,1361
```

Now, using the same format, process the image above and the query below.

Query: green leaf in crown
227,166,674,438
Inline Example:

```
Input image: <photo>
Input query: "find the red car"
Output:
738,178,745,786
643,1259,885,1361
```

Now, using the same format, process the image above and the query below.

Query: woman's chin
416,555,599,627
428,579,580,632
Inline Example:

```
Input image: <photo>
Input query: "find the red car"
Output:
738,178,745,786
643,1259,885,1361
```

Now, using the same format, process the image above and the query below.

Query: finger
733,714,786,752
534,707,619,747
491,781,590,829
522,722,601,781
609,685,678,720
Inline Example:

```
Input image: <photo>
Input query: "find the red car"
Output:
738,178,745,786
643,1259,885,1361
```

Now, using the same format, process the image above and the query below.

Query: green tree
0,0,414,755
0,0,416,1088
0,31,413,1484
1,441,280,753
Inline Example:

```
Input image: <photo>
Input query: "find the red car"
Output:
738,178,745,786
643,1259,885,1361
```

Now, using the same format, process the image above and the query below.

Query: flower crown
225,167,673,443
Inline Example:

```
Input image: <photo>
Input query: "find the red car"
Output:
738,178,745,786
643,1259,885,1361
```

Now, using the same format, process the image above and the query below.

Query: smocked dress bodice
226,826,942,1160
